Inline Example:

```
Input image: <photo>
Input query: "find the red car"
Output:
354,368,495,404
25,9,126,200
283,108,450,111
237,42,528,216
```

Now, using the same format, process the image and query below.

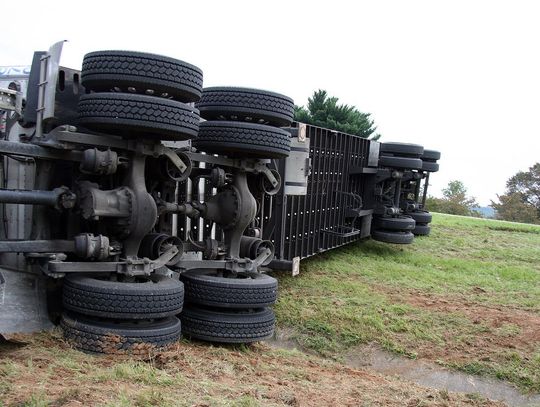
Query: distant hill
473,206,496,218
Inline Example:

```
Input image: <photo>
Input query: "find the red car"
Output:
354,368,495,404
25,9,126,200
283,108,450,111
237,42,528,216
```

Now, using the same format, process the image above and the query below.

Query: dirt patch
344,344,540,407
384,288,540,362
0,331,504,406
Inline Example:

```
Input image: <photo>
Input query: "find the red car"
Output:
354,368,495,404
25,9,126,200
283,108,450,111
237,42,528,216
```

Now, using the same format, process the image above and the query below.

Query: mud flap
0,268,52,338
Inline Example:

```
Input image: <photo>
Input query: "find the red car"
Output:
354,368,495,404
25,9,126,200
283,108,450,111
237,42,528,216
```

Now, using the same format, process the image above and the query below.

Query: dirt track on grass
0,331,504,407
382,288,540,364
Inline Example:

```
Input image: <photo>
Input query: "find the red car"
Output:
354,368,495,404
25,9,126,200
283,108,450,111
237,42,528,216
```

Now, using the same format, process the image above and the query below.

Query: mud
346,345,540,407
267,329,540,407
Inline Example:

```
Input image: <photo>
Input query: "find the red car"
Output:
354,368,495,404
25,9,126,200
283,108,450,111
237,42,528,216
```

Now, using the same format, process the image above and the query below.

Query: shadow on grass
181,336,255,353
488,225,540,234
349,239,406,256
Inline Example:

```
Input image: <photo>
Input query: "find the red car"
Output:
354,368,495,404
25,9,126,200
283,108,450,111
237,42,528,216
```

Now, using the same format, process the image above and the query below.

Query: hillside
275,213,540,393
1,213,539,406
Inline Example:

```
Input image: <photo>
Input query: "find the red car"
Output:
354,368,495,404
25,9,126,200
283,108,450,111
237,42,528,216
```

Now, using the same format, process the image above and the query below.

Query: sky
2,0,539,206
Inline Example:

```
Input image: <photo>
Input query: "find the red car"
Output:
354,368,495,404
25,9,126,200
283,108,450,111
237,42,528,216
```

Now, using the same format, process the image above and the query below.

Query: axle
0,187,76,209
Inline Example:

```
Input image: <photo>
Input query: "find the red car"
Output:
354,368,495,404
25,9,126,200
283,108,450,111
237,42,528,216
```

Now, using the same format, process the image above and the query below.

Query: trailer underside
0,43,440,351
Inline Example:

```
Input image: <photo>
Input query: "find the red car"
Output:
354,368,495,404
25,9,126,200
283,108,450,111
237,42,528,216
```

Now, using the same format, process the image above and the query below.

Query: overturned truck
0,42,440,353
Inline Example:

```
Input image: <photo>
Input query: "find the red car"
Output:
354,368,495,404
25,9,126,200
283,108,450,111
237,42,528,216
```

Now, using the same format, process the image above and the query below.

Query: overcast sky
2,0,538,205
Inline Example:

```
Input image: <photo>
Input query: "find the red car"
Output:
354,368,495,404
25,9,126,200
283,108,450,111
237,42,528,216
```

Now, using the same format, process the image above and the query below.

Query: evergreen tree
294,90,380,139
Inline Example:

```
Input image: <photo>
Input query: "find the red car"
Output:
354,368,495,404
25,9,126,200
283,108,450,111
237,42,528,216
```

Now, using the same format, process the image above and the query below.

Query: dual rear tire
193,87,294,159
406,210,433,236
78,50,203,141
180,270,278,343
379,143,424,170
421,149,441,173
371,215,415,244
61,274,184,354
371,211,433,242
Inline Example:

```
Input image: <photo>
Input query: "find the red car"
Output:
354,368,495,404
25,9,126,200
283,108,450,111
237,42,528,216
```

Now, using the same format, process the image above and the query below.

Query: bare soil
384,288,540,363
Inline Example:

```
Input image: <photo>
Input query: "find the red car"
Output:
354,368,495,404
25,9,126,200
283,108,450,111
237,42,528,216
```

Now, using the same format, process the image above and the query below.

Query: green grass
273,213,540,392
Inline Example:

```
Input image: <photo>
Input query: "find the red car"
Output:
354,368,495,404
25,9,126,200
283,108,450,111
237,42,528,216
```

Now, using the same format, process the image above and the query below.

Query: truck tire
413,224,431,236
422,149,441,161
181,307,275,344
193,121,291,158
81,50,203,102
379,155,423,170
373,215,415,231
407,210,432,224
78,93,199,140
380,142,424,158
61,313,181,354
422,161,439,172
371,229,414,244
196,87,294,127
181,270,278,309
62,274,184,319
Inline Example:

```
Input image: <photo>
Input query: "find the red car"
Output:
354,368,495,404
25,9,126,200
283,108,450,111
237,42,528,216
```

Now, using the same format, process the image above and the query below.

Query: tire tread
81,51,203,102
193,121,290,158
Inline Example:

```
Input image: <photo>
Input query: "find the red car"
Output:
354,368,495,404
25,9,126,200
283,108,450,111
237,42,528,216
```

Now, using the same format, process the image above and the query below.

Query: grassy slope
274,213,540,392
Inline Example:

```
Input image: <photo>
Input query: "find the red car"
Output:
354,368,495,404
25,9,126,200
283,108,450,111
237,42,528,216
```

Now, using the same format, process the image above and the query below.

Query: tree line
426,164,540,224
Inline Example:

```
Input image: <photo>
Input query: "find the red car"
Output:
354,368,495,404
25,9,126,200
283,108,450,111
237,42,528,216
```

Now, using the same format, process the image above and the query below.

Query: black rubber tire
413,224,431,236
61,313,181,354
422,161,439,172
81,50,203,102
193,121,291,159
63,274,184,319
196,87,294,127
181,307,275,344
380,142,424,157
407,210,432,224
78,93,199,140
181,270,278,309
373,215,415,231
422,149,441,161
371,229,415,244
379,155,423,170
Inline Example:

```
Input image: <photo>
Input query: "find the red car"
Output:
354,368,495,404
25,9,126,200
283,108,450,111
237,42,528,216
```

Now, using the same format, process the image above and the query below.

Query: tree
505,163,540,217
294,90,380,139
490,163,540,224
425,180,479,216
442,180,479,208
491,193,539,224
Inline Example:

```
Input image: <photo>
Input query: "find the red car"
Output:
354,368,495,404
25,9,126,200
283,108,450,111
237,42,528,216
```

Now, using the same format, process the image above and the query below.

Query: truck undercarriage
0,42,440,353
